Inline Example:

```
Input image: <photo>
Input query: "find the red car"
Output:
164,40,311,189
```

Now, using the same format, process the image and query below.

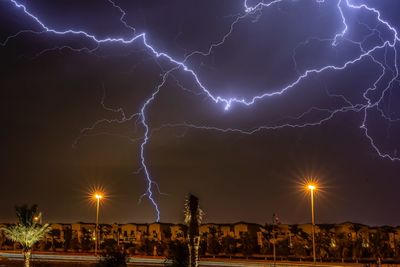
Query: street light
307,183,317,263
33,212,42,224
94,193,103,256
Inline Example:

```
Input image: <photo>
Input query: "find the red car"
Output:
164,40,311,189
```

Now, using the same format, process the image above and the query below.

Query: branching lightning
3,0,400,221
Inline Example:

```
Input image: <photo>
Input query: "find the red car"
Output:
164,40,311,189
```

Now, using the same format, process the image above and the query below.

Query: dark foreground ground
0,255,385,267
0,260,93,267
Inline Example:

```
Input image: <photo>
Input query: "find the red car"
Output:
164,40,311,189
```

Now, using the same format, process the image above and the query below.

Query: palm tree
15,204,38,226
2,204,51,267
3,223,50,267
184,194,204,267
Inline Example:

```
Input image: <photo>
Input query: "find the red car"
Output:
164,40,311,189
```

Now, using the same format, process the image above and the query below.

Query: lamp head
307,184,316,191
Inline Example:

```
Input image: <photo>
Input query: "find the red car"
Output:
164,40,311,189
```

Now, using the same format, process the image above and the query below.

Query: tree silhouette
2,204,50,267
184,194,204,267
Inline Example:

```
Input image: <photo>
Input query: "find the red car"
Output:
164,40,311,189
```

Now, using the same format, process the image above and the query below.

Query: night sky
1,0,400,226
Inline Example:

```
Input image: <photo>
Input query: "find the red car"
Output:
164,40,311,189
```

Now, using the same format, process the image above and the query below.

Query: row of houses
21,222,262,245
1,221,398,249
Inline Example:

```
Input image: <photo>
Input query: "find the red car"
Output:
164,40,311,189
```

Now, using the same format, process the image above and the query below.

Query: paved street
0,252,364,267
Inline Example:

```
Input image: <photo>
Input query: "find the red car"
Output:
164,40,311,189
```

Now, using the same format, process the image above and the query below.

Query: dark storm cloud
1,0,400,226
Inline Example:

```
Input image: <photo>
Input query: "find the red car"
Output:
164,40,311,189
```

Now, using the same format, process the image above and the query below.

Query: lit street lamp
33,212,42,224
94,193,103,256
307,183,316,263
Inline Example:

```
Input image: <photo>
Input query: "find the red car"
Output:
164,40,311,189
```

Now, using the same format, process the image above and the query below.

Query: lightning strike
3,0,400,220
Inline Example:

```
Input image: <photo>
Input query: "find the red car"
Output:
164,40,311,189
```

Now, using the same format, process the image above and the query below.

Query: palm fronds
184,194,204,226
2,223,51,249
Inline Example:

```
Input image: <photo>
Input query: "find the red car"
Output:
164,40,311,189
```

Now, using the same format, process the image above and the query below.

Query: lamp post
94,193,103,256
307,184,316,263
272,213,279,267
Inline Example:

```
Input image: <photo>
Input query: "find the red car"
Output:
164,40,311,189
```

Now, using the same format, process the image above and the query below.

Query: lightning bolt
3,0,400,221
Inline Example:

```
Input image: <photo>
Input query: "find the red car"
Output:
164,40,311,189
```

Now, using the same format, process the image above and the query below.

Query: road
0,251,364,267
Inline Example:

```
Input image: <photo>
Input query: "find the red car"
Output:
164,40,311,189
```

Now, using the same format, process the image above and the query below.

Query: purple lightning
2,0,400,221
